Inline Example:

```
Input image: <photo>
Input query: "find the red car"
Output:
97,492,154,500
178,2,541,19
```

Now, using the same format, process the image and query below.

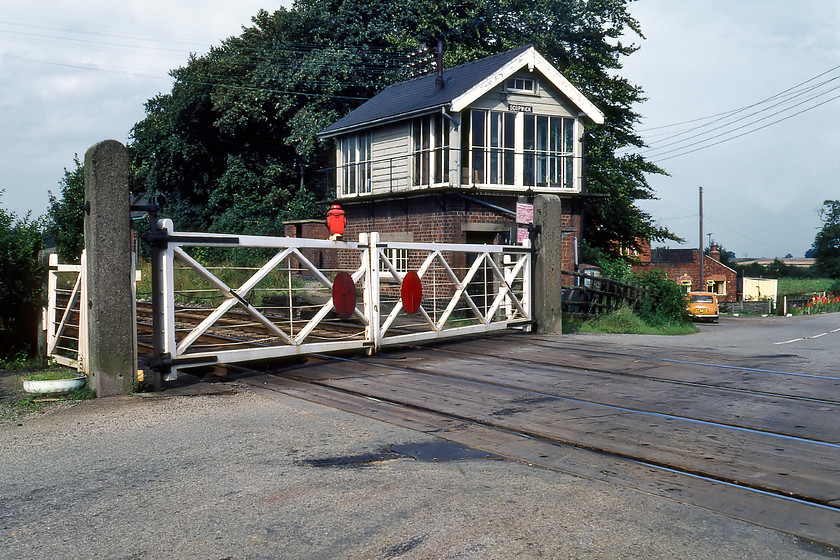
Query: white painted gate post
366,232,382,354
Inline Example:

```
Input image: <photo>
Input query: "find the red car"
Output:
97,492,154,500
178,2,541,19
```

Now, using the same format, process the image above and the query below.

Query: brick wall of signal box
284,194,582,286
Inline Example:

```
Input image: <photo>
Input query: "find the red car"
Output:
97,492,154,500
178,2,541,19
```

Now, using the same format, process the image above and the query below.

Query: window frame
506,77,536,94
412,114,450,187
339,132,372,196
523,113,575,189
466,109,577,190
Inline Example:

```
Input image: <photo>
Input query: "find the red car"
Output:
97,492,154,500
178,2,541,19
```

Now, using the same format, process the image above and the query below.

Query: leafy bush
0,193,43,359
632,269,691,326
598,258,633,284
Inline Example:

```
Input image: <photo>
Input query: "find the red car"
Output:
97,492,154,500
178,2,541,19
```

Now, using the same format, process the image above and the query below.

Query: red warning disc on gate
332,271,357,319
401,271,423,314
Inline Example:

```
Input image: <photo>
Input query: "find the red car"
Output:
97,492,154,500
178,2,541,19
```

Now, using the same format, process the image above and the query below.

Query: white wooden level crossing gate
147,220,532,380
45,252,87,370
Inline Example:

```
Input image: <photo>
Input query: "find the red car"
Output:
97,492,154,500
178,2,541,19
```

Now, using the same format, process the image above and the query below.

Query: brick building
312,45,604,273
634,244,738,303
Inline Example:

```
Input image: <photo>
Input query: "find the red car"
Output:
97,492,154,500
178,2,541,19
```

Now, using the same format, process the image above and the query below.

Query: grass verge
778,278,835,298
569,306,698,335
0,388,95,422
1,363,95,423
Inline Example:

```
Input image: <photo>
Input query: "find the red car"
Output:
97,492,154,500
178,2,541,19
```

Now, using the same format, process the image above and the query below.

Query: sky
1,1,838,258
621,1,840,258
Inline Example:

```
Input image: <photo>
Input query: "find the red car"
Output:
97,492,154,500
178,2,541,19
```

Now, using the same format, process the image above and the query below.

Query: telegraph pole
699,186,704,291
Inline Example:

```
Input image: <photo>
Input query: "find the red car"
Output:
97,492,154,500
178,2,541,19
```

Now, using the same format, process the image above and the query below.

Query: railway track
207,335,840,548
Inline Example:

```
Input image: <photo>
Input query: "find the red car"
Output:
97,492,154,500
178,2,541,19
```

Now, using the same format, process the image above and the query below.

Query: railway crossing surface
218,324,840,549
4,322,840,558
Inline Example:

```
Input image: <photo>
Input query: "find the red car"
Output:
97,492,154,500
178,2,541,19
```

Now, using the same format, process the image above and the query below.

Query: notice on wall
516,202,533,225
517,227,530,243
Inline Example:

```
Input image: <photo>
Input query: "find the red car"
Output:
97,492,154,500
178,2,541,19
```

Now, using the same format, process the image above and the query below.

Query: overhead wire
651,91,840,163
627,63,840,163
642,75,840,153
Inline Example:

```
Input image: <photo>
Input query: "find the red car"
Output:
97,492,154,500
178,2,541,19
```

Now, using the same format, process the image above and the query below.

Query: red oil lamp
326,204,346,240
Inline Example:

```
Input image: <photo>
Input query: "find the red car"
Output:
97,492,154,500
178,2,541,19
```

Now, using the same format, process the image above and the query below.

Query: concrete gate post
532,194,564,334
83,140,136,396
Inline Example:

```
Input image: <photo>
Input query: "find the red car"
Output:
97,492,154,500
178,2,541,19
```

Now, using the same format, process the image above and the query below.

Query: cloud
0,1,278,217
624,0,840,257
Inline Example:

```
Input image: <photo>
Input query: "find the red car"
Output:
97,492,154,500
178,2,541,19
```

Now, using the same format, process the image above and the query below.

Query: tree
129,5,407,233
813,200,840,278
403,0,679,256
130,0,678,253
44,156,85,263
0,192,43,359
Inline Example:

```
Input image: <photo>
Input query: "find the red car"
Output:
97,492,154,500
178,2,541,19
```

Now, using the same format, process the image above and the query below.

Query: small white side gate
45,252,87,370
147,220,531,380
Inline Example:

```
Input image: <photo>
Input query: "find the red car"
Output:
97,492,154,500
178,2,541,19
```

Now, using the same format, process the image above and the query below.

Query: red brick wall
633,253,738,303
282,220,340,273
284,194,583,291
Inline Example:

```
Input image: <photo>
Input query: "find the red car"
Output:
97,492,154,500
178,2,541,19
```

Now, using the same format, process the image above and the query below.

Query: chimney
710,244,720,261
435,36,445,91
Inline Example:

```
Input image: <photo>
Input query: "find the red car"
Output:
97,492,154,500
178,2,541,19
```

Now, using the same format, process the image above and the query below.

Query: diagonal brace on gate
174,247,296,353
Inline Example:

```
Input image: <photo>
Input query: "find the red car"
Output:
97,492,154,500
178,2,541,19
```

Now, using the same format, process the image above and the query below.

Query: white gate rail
370,232,531,350
152,219,372,380
45,252,87,370
150,220,531,380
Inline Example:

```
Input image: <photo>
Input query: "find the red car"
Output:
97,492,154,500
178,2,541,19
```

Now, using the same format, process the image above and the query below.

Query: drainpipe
441,107,458,187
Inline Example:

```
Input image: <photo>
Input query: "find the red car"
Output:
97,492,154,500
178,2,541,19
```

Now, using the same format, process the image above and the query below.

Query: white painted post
78,250,88,373
367,232,382,353
46,253,58,355
522,239,532,325
158,219,178,380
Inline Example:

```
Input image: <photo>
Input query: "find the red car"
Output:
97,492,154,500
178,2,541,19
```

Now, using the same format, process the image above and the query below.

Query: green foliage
129,0,674,254
1,382,95,422
23,368,83,381
597,257,633,284
778,278,835,298
0,351,29,370
632,269,691,327
578,305,647,334
577,305,697,335
2,397,44,419
44,156,85,263
813,200,840,278
734,258,815,280
0,192,43,359
129,5,407,233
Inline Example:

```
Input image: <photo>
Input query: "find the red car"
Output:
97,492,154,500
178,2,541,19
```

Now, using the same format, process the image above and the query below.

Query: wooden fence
561,270,648,316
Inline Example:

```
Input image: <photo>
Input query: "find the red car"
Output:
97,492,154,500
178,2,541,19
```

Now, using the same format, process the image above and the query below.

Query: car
686,291,719,322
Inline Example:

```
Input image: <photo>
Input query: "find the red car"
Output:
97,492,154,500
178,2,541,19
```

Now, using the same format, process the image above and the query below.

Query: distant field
778,278,835,297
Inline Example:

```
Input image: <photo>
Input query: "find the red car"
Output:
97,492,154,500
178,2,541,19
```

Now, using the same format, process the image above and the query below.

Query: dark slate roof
651,249,697,264
320,45,532,137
